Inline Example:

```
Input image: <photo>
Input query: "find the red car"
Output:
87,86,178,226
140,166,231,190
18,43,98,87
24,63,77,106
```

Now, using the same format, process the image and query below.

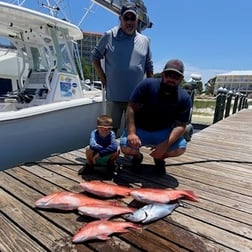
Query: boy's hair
97,114,113,126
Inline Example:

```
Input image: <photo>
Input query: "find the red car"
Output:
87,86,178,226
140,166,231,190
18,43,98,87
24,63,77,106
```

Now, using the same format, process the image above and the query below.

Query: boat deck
1,109,252,252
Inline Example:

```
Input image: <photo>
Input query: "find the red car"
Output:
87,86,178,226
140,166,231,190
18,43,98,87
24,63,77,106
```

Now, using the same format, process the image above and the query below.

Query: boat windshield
27,27,77,75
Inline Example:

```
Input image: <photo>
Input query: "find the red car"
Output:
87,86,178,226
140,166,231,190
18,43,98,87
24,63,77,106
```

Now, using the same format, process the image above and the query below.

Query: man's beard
160,81,178,95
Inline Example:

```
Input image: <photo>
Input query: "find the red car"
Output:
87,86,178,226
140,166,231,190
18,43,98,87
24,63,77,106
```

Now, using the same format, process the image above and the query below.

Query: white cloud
184,63,230,84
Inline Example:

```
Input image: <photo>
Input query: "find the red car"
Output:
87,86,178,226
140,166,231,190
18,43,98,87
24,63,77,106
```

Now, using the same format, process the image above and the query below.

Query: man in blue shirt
120,59,192,176
92,3,153,135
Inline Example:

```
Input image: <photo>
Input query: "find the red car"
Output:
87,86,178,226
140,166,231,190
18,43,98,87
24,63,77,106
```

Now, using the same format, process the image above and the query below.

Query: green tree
153,72,161,78
205,77,216,95
81,57,92,81
196,81,203,94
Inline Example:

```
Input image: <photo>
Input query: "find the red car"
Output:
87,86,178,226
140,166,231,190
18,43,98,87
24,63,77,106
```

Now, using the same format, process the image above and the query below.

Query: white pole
78,2,95,28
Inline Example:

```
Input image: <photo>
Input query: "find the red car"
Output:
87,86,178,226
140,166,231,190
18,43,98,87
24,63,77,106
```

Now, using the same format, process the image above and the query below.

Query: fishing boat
0,2,103,170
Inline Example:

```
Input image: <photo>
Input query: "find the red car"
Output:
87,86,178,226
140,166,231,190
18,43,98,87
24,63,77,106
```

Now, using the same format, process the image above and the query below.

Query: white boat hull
0,2,106,170
0,98,103,170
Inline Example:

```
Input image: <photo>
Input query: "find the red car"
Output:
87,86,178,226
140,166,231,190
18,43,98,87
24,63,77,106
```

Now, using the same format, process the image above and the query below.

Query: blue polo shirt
91,26,153,102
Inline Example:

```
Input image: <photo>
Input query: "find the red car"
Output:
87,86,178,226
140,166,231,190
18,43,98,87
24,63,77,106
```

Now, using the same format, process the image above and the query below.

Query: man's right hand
127,133,141,148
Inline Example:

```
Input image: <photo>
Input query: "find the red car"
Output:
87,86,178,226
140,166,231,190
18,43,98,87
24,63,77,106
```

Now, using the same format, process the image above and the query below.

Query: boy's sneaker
107,162,117,176
153,158,166,176
78,163,93,175
131,153,143,173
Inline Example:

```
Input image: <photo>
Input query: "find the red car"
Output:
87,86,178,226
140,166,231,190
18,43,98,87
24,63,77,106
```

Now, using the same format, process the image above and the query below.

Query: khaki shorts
107,101,128,129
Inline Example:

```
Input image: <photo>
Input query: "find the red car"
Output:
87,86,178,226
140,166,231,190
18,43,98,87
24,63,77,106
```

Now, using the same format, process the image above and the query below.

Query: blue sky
5,0,252,83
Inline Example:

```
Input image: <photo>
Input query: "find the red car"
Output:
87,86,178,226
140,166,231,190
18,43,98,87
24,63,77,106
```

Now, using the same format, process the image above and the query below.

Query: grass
193,99,216,110
191,96,251,125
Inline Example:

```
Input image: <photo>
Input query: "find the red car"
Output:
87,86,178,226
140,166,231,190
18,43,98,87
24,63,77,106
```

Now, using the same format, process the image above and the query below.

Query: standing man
91,2,153,135
120,59,192,176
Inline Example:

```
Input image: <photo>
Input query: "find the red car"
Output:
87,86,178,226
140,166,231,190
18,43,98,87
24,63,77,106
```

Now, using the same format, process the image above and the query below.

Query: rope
165,159,252,166
24,159,252,167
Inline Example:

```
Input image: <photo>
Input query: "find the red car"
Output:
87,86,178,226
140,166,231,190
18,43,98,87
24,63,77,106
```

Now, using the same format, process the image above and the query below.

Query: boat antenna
9,0,27,5
78,1,95,28
41,0,60,17
17,0,27,6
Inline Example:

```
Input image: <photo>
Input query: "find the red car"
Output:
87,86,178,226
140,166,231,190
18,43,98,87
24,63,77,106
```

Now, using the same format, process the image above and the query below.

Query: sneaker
107,162,120,176
153,158,166,176
107,162,116,175
131,153,143,173
78,163,93,175
132,153,143,166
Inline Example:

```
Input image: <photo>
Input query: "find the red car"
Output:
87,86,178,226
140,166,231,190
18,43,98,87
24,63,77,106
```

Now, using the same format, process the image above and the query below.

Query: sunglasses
164,71,182,80
97,125,112,130
123,16,137,22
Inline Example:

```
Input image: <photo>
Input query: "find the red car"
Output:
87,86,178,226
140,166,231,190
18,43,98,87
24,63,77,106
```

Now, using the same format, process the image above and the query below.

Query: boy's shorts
95,154,112,166
120,127,187,151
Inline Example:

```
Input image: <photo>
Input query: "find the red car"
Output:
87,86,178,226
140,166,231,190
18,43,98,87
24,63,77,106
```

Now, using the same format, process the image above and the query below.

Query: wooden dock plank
0,189,71,251
0,214,46,252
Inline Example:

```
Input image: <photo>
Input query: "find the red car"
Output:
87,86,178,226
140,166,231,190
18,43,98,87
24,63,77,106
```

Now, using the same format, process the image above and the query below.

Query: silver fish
125,201,184,224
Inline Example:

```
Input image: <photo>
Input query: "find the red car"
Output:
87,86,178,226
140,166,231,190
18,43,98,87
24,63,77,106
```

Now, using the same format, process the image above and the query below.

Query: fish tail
183,190,199,201
129,223,142,231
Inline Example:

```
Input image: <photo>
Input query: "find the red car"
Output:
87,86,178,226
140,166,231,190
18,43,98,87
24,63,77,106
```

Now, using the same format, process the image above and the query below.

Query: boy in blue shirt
78,115,119,176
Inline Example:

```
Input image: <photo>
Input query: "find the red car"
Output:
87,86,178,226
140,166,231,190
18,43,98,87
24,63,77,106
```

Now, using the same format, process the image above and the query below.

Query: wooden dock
1,109,252,252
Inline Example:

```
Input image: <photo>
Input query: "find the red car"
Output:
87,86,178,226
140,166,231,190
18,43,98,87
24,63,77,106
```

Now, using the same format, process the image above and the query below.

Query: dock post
232,92,239,114
213,87,227,123
224,90,233,118
238,94,244,111
240,93,248,110
244,96,249,109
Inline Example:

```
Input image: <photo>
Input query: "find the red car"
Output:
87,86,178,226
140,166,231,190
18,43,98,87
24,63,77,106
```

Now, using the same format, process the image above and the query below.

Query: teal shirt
91,26,153,102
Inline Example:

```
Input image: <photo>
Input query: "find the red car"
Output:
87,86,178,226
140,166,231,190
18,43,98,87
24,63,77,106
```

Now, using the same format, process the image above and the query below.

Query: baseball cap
163,59,184,76
120,3,137,16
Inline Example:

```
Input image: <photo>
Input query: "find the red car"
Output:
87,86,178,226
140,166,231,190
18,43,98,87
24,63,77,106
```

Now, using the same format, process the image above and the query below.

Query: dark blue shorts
120,128,187,151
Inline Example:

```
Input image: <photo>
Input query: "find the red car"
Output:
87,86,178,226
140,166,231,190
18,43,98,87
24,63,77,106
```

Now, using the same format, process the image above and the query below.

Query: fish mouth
124,208,148,223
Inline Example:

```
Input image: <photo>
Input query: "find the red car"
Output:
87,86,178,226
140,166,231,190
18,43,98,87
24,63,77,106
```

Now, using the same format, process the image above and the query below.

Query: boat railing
25,71,48,88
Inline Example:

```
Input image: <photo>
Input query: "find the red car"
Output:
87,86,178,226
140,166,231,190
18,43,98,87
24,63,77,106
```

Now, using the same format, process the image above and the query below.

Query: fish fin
130,223,143,231
97,234,111,240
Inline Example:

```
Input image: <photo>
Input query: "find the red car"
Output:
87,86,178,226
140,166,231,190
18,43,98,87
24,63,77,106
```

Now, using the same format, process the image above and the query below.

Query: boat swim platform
1,109,252,252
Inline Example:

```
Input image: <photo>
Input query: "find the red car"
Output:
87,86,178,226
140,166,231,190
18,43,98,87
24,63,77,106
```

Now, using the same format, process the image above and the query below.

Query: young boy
78,115,119,176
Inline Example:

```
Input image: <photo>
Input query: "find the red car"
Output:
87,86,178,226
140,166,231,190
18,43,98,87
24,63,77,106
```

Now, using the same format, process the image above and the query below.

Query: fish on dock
72,219,142,243
125,202,184,223
35,191,119,210
79,180,133,198
130,188,198,204
78,204,136,219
